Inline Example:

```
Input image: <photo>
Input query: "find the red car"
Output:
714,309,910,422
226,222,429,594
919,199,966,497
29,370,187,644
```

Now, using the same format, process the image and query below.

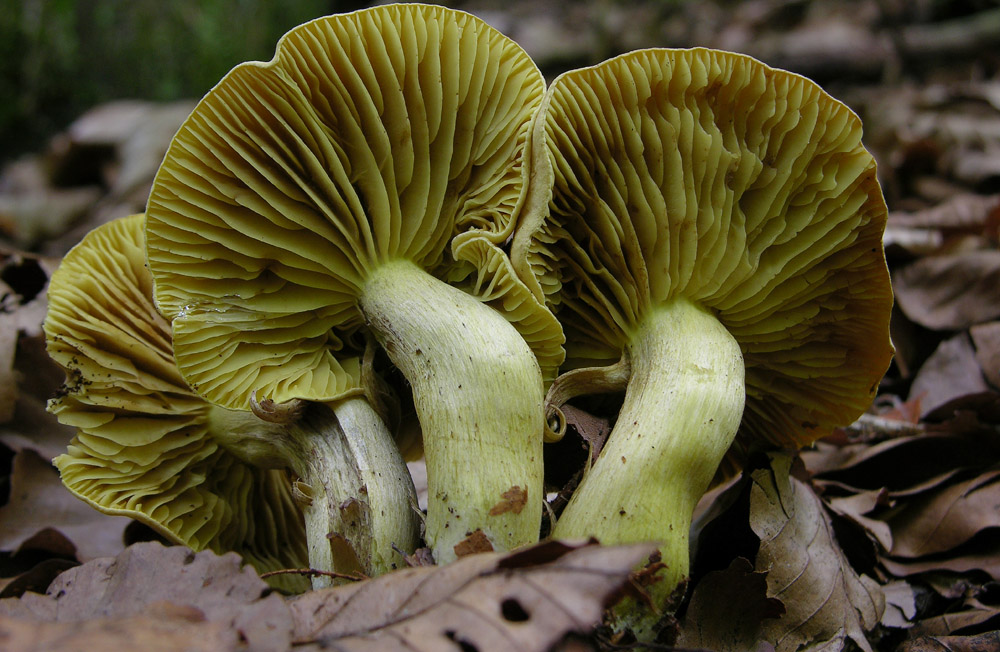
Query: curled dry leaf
751,453,884,652
0,542,292,652
288,540,657,652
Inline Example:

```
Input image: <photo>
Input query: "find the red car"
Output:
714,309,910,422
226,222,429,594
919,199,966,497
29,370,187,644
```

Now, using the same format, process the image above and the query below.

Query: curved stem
209,397,419,589
551,298,744,629
360,259,544,563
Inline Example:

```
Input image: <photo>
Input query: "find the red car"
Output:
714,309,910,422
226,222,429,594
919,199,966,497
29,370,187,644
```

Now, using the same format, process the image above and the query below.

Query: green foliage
0,0,371,165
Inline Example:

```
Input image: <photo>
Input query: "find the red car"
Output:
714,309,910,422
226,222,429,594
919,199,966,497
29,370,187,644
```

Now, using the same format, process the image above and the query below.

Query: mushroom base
210,397,419,588
550,298,745,635
360,259,545,563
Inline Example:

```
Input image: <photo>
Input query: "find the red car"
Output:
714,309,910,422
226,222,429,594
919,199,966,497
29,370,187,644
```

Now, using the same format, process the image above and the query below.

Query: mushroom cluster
44,3,892,627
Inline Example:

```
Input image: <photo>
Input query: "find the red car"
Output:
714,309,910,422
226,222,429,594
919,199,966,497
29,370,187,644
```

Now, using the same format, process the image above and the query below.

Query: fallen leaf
899,631,1000,652
0,253,53,424
909,333,991,415
883,193,1000,257
0,186,102,246
894,251,1000,330
751,452,884,652
823,488,895,552
0,603,237,652
0,332,77,460
910,605,1000,638
288,540,656,651
886,470,1000,558
881,580,918,629
970,321,1000,388
0,558,77,599
0,449,130,561
803,431,990,494
0,542,292,652
676,557,785,651
563,404,611,462
881,533,1000,581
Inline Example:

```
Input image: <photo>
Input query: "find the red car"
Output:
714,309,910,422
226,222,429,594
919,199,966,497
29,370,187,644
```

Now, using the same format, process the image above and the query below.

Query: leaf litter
0,539,655,652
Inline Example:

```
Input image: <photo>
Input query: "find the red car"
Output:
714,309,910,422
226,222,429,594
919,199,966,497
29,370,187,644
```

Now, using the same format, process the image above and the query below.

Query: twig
839,413,926,443
259,567,367,582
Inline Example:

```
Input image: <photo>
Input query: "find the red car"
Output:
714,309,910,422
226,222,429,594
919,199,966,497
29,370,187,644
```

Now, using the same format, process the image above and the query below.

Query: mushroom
144,5,562,563
45,214,417,590
513,48,893,627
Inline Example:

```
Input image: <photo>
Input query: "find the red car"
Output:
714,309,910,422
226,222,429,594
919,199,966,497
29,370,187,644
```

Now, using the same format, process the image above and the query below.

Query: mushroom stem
551,298,744,629
360,259,544,563
326,397,421,578
210,397,419,588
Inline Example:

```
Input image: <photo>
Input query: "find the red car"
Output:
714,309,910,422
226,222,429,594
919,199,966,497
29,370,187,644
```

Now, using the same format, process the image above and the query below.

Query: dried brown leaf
881,535,1000,580
0,603,238,652
970,322,1000,388
676,557,785,651
894,251,1000,331
887,194,1000,232
881,580,918,629
0,558,77,600
0,332,76,460
288,540,656,652
0,187,101,246
751,453,884,652
909,333,991,416
0,542,292,652
823,487,893,549
0,449,130,560
886,470,1000,557
900,631,1000,652
910,605,1000,638
803,431,989,494
563,404,611,461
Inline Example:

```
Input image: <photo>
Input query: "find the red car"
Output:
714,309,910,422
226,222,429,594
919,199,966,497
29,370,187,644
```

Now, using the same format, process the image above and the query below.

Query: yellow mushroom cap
45,214,308,591
520,48,894,448
146,4,563,410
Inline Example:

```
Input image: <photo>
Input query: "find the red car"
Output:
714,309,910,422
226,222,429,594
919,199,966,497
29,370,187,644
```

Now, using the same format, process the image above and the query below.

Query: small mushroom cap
45,214,308,591
520,48,893,447
146,4,562,409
